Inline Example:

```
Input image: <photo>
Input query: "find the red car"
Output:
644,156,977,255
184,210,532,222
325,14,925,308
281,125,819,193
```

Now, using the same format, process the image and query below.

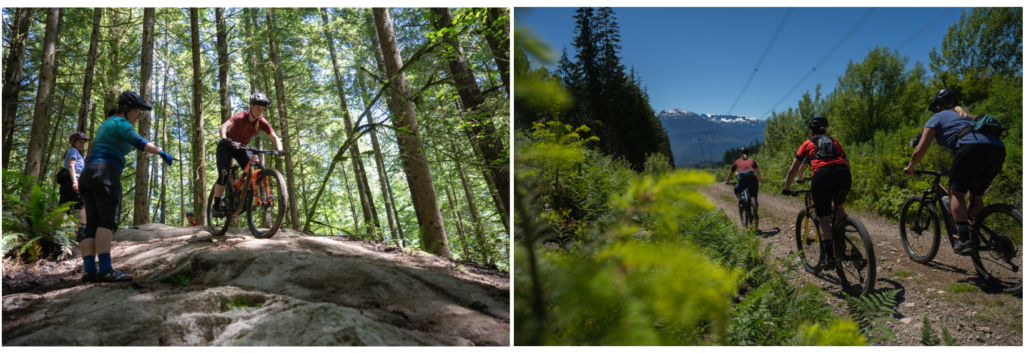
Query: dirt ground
701,182,1022,346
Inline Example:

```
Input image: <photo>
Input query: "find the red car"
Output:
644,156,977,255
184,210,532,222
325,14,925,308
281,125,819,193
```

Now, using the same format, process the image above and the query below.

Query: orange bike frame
232,154,272,209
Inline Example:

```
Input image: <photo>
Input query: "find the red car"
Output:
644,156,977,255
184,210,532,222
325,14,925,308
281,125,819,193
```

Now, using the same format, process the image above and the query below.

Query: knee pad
216,169,230,185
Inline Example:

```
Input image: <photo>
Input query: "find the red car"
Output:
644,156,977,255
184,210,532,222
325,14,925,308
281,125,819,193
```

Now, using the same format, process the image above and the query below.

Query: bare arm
796,162,807,181
904,127,935,174
220,120,233,139
783,158,802,191
268,131,284,151
68,157,79,192
143,142,162,155
754,167,762,182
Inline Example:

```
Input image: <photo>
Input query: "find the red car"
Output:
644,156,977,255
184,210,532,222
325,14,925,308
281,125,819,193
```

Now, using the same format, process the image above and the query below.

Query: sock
956,222,970,241
83,256,97,274
822,240,835,259
98,253,112,272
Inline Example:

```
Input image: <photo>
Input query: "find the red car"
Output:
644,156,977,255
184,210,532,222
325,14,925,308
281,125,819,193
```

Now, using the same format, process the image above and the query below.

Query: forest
514,7,674,172
514,7,1020,346
2,7,511,269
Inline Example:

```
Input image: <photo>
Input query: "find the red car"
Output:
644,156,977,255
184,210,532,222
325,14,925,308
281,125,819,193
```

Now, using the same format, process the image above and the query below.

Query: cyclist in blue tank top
904,88,1005,255
78,91,176,283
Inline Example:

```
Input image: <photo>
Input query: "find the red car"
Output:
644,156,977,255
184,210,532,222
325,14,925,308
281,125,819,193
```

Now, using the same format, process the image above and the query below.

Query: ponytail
953,106,975,119
107,105,129,118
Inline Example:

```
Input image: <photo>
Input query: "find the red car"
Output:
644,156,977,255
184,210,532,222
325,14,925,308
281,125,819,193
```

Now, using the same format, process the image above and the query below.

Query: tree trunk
22,8,62,199
340,162,360,233
103,9,124,113
369,128,399,245
133,8,155,227
159,14,170,225
2,8,33,169
456,155,490,264
216,8,231,124
190,8,207,225
265,10,301,231
430,7,510,220
355,71,406,242
77,8,102,133
444,185,471,261
373,7,450,257
484,8,510,97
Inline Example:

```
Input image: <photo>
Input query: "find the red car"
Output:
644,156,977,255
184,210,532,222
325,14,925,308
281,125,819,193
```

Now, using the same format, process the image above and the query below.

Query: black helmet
928,88,957,113
739,146,749,154
117,91,153,111
69,131,91,145
809,116,829,129
186,211,194,216
249,91,270,107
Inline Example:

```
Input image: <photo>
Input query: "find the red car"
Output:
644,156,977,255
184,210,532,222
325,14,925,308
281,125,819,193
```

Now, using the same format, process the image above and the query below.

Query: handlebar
229,142,283,156
786,189,811,196
912,170,949,176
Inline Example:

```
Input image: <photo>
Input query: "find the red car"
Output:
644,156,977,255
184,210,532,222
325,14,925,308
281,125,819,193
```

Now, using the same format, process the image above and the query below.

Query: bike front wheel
899,196,941,264
795,210,822,275
970,203,1022,294
247,168,288,239
835,215,876,297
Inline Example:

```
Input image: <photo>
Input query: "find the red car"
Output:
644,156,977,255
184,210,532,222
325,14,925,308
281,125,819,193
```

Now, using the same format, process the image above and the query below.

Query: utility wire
895,8,956,52
727,8,793,115
760,8,876,119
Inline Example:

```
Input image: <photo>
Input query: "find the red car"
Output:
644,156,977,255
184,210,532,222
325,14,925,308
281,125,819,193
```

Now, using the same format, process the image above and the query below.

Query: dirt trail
2,224,509,346
701,182,1021,346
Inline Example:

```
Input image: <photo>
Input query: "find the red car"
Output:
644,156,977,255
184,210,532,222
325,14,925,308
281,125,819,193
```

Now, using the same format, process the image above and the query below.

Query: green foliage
643,153,674,176
941,326,961,346
945,282,982,293
920,315,941,346
2,182,76,261
843,289,900,343
792,320,867,346
891,269,915,280
171,273,192,287
929,7,1022,105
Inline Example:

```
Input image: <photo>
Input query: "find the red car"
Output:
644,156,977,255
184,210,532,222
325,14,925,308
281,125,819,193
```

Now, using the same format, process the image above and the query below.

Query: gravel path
701,182,1022,346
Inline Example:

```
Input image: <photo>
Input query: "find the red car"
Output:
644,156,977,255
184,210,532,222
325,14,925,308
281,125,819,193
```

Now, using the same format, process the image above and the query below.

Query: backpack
56,167,70,184
808,135,841,161
955,114,1007,140
736,170,757,182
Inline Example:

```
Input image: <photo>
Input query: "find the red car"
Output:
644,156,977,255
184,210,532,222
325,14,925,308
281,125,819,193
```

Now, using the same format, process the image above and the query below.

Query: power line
727,8,793,115
895,8,956,52
760,8,876,119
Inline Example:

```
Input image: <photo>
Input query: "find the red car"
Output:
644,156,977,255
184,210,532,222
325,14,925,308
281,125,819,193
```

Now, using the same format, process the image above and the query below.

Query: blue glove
159,151,175,166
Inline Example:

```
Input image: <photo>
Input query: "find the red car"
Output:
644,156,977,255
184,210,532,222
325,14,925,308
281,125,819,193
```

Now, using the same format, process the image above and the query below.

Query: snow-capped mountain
657,108,766,166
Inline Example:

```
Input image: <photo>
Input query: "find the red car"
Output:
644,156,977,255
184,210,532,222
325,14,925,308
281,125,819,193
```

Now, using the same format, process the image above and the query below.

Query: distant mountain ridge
657,108,766,166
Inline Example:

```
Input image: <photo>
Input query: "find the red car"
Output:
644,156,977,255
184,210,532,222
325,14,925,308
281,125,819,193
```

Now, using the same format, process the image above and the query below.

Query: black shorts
810,165,851,218
58,177,83,212
215,139,253,185
78,161,123,241
950,143,1005,196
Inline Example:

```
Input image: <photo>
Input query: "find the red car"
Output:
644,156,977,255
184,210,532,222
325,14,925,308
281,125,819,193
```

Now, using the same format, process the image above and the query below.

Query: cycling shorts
810,165,851,218
950,143,1005,196
734,180,759,200
79,161,123,241
215,139,254,185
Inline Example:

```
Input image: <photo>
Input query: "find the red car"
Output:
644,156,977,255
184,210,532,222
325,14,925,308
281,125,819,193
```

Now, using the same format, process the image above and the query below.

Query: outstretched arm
268,131,284,151
904,127,936,174
220,120,234,140
783,158,801,191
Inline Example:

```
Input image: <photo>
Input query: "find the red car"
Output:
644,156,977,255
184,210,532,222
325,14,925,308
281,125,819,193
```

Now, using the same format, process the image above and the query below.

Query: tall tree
159,12,170,224
134,7,156,226
22,8,62,198
483,8,510,97
190,7,207,225
373,7,451,257
2,8,34,169
216,7,231,124
76,8,103,133
430,7,511,219
266,9,301,230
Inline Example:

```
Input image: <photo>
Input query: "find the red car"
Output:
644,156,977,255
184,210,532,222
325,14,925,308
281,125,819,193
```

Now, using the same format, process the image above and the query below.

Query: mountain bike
726,181,759,229
789,181,876,297
206,144,288,239
899,170,1022,294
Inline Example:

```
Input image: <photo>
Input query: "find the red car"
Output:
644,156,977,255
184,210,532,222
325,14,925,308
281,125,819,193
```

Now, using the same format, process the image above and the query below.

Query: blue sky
516,7,968,119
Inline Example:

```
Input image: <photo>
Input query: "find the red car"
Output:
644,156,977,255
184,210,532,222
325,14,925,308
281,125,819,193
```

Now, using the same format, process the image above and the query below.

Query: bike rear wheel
207,186,233,236
795,210,822,275
899,196,941,263
835,215,876,297
247,168,288,239
969,203,1022,294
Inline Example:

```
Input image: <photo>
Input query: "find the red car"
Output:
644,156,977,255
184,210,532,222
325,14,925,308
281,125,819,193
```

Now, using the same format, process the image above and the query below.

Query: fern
940,326,960,346
843,289,900,343
920,315,941,346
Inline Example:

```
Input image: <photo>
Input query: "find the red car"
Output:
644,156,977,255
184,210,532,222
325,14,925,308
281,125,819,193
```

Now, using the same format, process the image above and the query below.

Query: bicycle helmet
69,131,91,145
928,88,957,113
739,146,749,154
117,91,153,111
808,116,829,129
249,91,270,107
186,211,194,216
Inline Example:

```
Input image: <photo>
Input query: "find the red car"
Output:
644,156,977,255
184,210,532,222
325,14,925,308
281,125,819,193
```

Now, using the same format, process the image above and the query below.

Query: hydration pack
808,135,840,161
55,167,70,184
736,170,757,182
955,114,1007,140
